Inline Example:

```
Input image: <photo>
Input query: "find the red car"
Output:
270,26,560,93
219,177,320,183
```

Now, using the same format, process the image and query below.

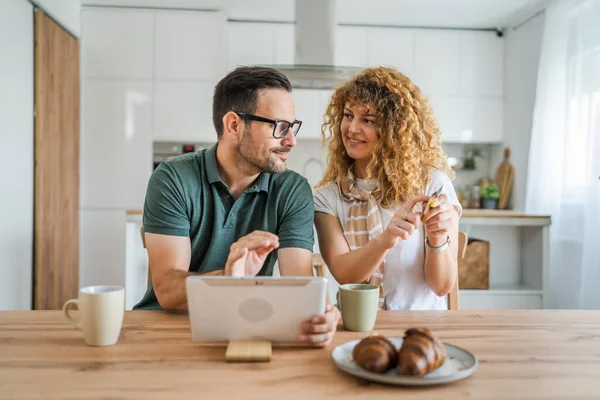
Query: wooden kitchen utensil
494,147,515,210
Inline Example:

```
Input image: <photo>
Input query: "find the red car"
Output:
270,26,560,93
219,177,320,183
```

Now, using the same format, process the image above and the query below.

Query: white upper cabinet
81,80,153,209
153,81,216,143
228,23,274,68
458,31,504,96
430,96,503,143
293,89,334,140
429,96,473,143
335,26,368,67
274,24,296,65
472,97,503,143
227,22,295,70
154,10,226,80
413,30,460,97
366,27,414,76
82,9,154,78
293,89,320,139
319,89,334,135
152,10,226,142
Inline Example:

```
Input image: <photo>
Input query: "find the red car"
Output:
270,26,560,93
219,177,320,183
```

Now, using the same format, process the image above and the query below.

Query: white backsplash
288,139,502,199
286,138,329,190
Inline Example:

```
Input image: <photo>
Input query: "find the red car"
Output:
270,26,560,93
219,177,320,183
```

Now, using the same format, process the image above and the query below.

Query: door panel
34,11,80,309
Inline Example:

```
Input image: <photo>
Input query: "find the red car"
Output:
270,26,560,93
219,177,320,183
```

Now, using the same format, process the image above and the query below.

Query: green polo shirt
134,144,314,310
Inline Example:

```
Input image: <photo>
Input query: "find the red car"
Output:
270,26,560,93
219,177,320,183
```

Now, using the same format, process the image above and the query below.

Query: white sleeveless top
313,170,461,311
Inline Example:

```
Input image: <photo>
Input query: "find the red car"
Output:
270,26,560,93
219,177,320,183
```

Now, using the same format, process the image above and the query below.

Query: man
134,66,340,347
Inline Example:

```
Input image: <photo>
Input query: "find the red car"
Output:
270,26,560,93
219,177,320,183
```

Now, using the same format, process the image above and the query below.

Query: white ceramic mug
62,285,125,346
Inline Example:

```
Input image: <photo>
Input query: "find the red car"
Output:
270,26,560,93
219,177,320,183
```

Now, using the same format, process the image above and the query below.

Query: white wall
32,0,81,37
0,0,34,310
502,12,545,211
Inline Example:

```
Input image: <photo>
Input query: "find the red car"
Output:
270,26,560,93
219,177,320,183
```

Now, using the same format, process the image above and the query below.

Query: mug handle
336,290,341,312
62,299,82,330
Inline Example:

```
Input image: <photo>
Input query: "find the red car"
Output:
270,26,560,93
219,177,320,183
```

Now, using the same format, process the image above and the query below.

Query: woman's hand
422,194,457,247
379,195,429,249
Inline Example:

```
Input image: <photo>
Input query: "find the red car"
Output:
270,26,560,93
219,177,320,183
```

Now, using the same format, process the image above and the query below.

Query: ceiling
336,0,548,30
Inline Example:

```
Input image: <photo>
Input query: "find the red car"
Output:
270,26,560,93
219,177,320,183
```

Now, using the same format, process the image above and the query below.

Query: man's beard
236,127,289,174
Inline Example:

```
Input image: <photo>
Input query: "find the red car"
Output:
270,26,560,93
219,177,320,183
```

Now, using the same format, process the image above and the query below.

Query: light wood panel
1,310,600,399
462,209,550,218
34,11,80,310
447,231,467,311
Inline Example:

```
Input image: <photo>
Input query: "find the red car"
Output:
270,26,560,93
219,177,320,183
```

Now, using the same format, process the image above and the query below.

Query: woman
314,67,461,311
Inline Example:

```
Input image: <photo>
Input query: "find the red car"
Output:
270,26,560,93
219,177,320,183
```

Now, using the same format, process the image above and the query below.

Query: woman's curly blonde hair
317,66,454,208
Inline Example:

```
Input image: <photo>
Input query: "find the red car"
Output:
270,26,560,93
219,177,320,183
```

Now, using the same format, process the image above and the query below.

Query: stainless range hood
263,0,359,89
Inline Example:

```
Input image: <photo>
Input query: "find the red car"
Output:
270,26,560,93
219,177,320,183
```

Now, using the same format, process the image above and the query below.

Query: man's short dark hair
212,66,292,138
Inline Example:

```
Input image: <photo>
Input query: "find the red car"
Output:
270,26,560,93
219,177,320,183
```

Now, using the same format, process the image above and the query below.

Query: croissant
352,336,398,373
397,328,446,376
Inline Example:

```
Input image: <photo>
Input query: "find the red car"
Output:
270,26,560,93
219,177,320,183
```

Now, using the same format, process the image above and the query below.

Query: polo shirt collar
205,143,270,193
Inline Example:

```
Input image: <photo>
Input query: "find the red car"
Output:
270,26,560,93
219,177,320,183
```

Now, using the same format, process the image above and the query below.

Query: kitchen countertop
126,209,551,226
126,209,549,218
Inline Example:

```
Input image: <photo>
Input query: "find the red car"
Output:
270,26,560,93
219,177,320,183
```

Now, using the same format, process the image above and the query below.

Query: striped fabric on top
338,171,386,309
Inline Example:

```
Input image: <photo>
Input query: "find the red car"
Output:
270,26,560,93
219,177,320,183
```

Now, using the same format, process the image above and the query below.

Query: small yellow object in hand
422,189,441,222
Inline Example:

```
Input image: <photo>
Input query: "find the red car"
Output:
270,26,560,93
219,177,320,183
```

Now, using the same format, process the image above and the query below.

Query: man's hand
298,304,341,348
224,231,279,277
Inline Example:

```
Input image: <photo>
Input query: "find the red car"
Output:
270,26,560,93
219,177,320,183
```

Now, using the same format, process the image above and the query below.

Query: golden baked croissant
397,328,446,376
352,336,398,373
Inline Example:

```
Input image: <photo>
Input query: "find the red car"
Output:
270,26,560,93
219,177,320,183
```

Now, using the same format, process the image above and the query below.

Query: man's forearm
154,268,224,310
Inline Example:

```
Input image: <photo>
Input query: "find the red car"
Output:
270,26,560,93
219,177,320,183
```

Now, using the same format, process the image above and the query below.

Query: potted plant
462,146,483,170
480,183,500,209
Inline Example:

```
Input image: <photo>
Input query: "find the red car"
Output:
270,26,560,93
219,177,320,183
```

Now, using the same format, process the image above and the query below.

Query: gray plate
331,337,478,386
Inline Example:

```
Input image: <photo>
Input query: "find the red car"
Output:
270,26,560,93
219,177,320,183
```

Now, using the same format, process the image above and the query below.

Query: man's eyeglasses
235,112,302,139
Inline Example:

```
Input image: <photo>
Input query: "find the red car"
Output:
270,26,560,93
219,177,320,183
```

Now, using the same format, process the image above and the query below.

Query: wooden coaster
225,340,272,362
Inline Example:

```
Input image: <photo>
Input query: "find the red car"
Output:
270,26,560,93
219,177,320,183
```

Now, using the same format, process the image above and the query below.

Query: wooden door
34,11,80,309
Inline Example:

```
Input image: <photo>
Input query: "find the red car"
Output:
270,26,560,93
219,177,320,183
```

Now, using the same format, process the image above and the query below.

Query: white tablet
186,276,327,344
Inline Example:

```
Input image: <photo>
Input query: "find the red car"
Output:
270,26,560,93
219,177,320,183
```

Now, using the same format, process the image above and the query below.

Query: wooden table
1,310,599,399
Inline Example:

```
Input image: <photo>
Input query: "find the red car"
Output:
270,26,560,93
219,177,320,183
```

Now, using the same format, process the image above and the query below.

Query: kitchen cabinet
429,96,471,142
274,23,295,65
81,80,153,209
335,26,368,67
292,89,319,138
366,27,414,76
429,96,503,143
154,10,226,80
292,89,334,140
472,97,503,143
458,211,550,310
152,9,225,142
80,210,127,289
413,30,504,98
459,31,504,96
153,81,217,142
227,22,295,70
413,30,461,97
82,8,153,79
331,26,503,143
125,212,148,310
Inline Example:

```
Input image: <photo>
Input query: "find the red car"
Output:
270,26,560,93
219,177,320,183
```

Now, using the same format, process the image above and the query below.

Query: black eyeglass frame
234,112,302,139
